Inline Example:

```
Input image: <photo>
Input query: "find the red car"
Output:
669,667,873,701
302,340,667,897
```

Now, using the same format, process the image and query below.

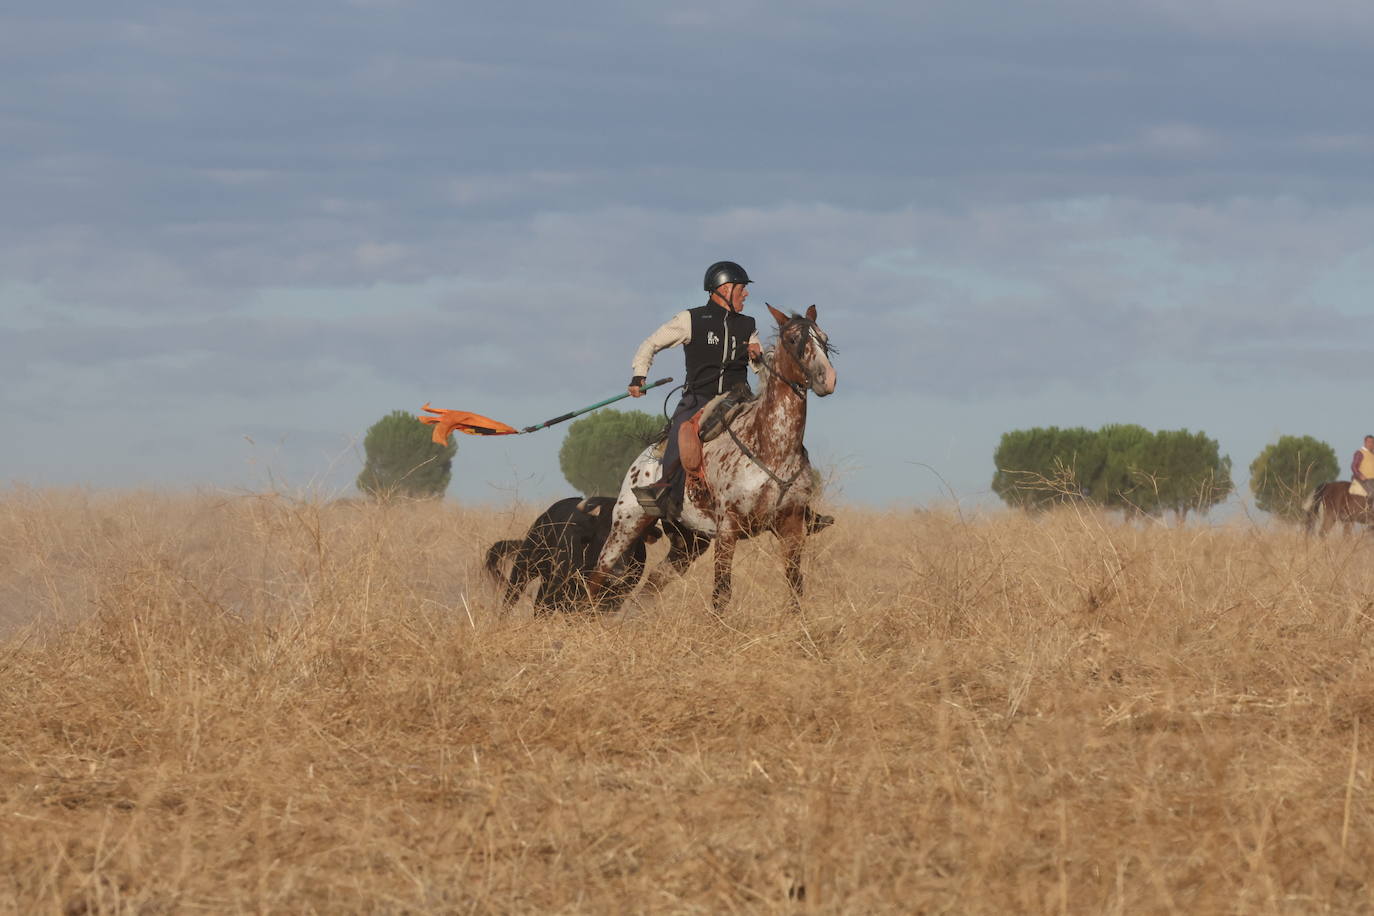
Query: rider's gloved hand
628,376,646,397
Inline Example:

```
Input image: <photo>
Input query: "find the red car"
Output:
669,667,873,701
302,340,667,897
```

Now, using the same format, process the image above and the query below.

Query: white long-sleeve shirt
631,310,762,378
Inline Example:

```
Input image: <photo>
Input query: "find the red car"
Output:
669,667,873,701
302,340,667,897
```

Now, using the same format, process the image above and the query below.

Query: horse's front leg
642,524,710,595
712,517,740,613
589,504,658,606
774,508,807,611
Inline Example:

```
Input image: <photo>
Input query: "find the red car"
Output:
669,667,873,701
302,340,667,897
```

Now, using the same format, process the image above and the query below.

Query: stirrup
632,485,667,518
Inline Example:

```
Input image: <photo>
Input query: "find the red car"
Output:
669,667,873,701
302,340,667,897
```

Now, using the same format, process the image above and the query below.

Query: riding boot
633,462,684,519
665,468,686,518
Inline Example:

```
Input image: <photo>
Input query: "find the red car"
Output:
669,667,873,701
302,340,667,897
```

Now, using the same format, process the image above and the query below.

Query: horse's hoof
806,513,835,534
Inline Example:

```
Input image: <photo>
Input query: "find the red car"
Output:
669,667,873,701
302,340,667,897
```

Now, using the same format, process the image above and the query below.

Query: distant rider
1352,435,1374,503
626,261,762,517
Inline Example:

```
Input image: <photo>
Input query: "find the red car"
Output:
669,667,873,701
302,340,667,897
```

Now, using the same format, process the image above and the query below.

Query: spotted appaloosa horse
1304,481,1374,536
592,304,837,612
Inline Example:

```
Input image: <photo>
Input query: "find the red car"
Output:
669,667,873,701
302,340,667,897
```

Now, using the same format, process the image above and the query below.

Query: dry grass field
3,487,1374,913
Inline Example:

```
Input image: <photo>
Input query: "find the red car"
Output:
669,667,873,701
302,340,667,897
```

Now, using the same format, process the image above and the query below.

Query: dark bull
485,496,660,614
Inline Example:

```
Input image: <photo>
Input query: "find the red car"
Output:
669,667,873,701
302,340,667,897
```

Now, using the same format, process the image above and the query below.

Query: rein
757,352,809,399
726,421,808,501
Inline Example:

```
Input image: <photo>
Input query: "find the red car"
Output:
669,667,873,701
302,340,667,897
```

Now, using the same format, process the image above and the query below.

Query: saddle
699,384,756,443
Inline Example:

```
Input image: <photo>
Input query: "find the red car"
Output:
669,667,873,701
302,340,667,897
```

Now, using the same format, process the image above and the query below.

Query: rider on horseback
1351,435,1374,504
626,261,762,518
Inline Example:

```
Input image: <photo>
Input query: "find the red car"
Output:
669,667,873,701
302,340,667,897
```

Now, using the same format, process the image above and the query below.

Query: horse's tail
1302,483,1327,535
484,539,523,584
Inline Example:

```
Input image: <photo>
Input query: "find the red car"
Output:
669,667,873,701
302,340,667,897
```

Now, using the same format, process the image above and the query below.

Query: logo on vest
706,331,720,345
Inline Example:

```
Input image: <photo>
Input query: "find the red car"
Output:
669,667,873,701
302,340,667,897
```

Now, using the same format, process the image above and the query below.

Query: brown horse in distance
1304,481,1374,536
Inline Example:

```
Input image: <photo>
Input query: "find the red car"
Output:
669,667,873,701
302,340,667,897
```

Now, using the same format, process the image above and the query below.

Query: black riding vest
683,303,755,397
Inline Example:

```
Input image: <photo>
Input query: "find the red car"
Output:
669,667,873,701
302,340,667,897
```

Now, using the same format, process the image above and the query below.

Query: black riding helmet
703,260,752,292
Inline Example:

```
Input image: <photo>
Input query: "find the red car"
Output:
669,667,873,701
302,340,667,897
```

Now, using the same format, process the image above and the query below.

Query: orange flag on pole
418,376,672,445
418,404,519,444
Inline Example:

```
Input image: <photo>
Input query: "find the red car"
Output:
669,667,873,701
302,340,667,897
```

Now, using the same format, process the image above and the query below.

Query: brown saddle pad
679,411,705,479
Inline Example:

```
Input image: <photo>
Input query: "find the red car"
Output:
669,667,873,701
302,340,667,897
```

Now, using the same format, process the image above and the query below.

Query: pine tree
559,409,664,497
357,410,457,500
1249,435,1338,522
1084,424,1156,513
1139,429,1233,522
993,424,1232,519
991,426,1102,509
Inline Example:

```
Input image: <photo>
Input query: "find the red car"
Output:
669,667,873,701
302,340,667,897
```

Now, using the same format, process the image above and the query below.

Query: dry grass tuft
3,488,1374,912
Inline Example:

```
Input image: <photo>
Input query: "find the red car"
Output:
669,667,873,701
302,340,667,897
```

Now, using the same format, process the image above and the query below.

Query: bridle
757,313,830,400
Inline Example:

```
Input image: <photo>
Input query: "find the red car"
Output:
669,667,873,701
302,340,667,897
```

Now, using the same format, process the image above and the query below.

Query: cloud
1140,0,1374,42
1079,123,1221,159
6,196,1372,416
6,0,1374,501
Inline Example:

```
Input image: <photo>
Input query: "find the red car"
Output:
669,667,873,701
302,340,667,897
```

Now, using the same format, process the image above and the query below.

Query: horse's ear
766,303,789,326
805,304,817,321
583,502,602,517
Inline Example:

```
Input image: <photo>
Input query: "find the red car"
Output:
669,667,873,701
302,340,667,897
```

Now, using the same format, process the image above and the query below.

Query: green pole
519,377,674,434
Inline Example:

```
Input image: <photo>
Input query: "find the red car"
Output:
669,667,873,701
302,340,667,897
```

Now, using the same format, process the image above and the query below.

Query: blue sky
5,0,1374,509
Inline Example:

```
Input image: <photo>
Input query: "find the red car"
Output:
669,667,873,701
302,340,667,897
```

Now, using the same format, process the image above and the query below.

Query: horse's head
766,304,837,397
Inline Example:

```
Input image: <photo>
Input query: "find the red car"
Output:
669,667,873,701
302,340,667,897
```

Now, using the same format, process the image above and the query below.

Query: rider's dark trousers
659,391,708,485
